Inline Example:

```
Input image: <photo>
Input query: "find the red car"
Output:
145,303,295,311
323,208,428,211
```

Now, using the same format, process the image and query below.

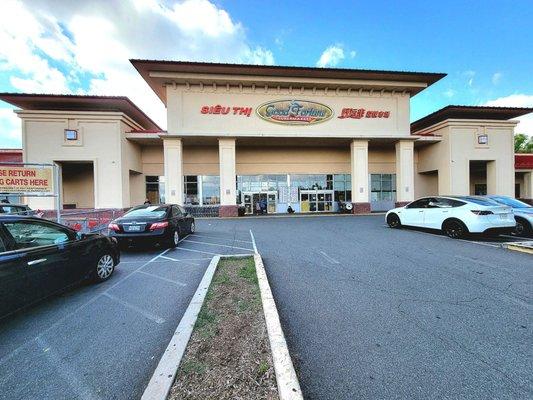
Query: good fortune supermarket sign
256,100,333,125
0,166,54,194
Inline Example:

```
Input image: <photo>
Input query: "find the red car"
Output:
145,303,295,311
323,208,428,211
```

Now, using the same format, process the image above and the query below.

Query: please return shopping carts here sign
0,165,54,195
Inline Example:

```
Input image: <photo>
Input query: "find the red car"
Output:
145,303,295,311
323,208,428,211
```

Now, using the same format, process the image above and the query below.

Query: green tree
514,133,533,153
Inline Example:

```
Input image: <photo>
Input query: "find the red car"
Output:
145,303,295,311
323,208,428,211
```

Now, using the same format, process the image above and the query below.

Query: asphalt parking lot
0,228,254,400
200,215,532,400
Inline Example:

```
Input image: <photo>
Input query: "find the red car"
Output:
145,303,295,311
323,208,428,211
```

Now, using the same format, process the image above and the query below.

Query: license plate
128,225,141,231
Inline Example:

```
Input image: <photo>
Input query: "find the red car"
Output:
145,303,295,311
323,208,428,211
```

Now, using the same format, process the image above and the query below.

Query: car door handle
27,258,47,266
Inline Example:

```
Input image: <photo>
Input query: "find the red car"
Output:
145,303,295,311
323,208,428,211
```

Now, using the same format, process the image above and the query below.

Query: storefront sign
0,166,54,194
200,105,252,117
338,108,390,119
256,100,333,125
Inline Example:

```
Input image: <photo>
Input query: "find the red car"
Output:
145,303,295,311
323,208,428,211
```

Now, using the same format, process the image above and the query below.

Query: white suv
386,196,516,238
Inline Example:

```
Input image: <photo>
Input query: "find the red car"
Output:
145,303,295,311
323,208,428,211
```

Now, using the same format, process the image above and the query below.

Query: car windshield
490,196,532,208
124,206,167,219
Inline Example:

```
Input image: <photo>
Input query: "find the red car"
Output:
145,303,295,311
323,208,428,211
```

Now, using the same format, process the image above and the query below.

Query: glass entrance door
243,192,277,215
299,190,334,212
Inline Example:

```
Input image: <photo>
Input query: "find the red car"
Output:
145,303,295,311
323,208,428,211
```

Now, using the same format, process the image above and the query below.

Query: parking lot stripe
103,293,166,324
249,229,258,254
36,337,99,400
137,270,187,287
159,255,201,265
319,251,340,264
0,247,172,367
182,239,254,252
173,247,221,256
189,233,253,244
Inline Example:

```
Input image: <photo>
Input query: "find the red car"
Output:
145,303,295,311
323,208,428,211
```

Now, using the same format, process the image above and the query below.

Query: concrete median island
169,256,276,399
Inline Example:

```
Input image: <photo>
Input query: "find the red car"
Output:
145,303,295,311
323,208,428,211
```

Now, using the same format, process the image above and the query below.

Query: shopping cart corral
44,209,126,233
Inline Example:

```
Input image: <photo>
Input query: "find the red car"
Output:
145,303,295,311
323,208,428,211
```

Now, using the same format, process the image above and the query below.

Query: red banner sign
338,108,390,119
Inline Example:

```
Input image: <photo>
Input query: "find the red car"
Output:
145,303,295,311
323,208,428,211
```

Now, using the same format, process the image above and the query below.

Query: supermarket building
1,60,532,216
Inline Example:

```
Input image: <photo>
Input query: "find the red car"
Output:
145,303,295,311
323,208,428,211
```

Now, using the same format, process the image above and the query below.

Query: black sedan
108,204,195,248
0,215,120,320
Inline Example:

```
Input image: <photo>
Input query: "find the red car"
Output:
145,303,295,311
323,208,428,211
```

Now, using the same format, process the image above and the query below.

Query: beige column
218,138,238,216
395,140,415,204
350,139,370,212
487,160,515,196
521,171,532,199
163,138,184,205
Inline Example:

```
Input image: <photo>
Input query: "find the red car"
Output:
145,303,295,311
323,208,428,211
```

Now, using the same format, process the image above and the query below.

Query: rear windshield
451,196,500,206
124,206,168,219
490,196,532,208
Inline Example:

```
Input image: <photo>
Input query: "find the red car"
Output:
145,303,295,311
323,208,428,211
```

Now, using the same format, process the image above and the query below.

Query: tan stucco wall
141,144,400,176
19,110,144,209
415,119,517,197
166,85,411,138
415,171,438,198
61,162,94,208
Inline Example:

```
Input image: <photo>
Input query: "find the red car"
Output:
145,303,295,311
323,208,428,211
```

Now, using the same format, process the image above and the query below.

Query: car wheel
443,220,466,239
94,253,115,282
168,229,180,248
189,221,195,234
387,213,401,228
514,218,531,237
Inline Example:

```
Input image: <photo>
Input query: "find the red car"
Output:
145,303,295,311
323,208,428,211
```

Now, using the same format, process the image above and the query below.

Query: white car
385,196,516,238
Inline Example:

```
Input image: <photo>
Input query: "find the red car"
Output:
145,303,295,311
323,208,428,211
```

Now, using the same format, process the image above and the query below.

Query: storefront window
202,175,220,205
370,174,396,201
184,176,200,205
333,174,351,202
182,175,220,205
290,174,333,191
146,176,165,204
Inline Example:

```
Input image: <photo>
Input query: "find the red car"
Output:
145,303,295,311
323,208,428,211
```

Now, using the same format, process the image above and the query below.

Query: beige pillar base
219,205,239,217
352,202,371,214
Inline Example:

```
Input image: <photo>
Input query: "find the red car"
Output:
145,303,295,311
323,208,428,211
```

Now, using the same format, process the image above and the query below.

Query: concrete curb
140,254,221,400
504,242,533,255
254,253,303,400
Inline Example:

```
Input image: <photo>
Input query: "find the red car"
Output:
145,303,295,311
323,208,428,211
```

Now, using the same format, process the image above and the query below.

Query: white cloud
443,89,455,98
0,108,22,148
462,70,476,87
0,0,276,146
349,50,356,59
484,94,533,136
316,45,345,68
492,72,502,85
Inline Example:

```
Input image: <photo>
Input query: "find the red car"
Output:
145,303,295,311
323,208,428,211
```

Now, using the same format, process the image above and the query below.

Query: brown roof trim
0,93,161,131
411,105,533,133
130,59,446,102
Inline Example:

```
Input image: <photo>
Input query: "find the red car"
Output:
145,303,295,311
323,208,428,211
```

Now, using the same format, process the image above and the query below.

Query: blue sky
0,0,532,148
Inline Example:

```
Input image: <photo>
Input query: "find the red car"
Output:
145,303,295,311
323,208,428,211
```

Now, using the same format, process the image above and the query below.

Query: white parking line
104,293,166,324
249,229,258,254
189,233,253,244
182,239,254,252
174,247,221,256
319,251,340,264
36,337,99,400
137,270,187,287
0,247,171,367
159,255,200,265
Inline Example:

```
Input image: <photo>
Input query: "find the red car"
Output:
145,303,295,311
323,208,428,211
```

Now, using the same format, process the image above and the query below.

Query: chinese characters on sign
200,105,252,117
338,108,390,119
0,166,54,194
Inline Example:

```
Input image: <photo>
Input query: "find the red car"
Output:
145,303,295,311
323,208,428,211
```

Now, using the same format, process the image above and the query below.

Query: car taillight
471,210,493,215
150,221,169,230
108,223,120,231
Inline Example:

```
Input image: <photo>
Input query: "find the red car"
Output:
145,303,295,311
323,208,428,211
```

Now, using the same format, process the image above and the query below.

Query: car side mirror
76,232,84,241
